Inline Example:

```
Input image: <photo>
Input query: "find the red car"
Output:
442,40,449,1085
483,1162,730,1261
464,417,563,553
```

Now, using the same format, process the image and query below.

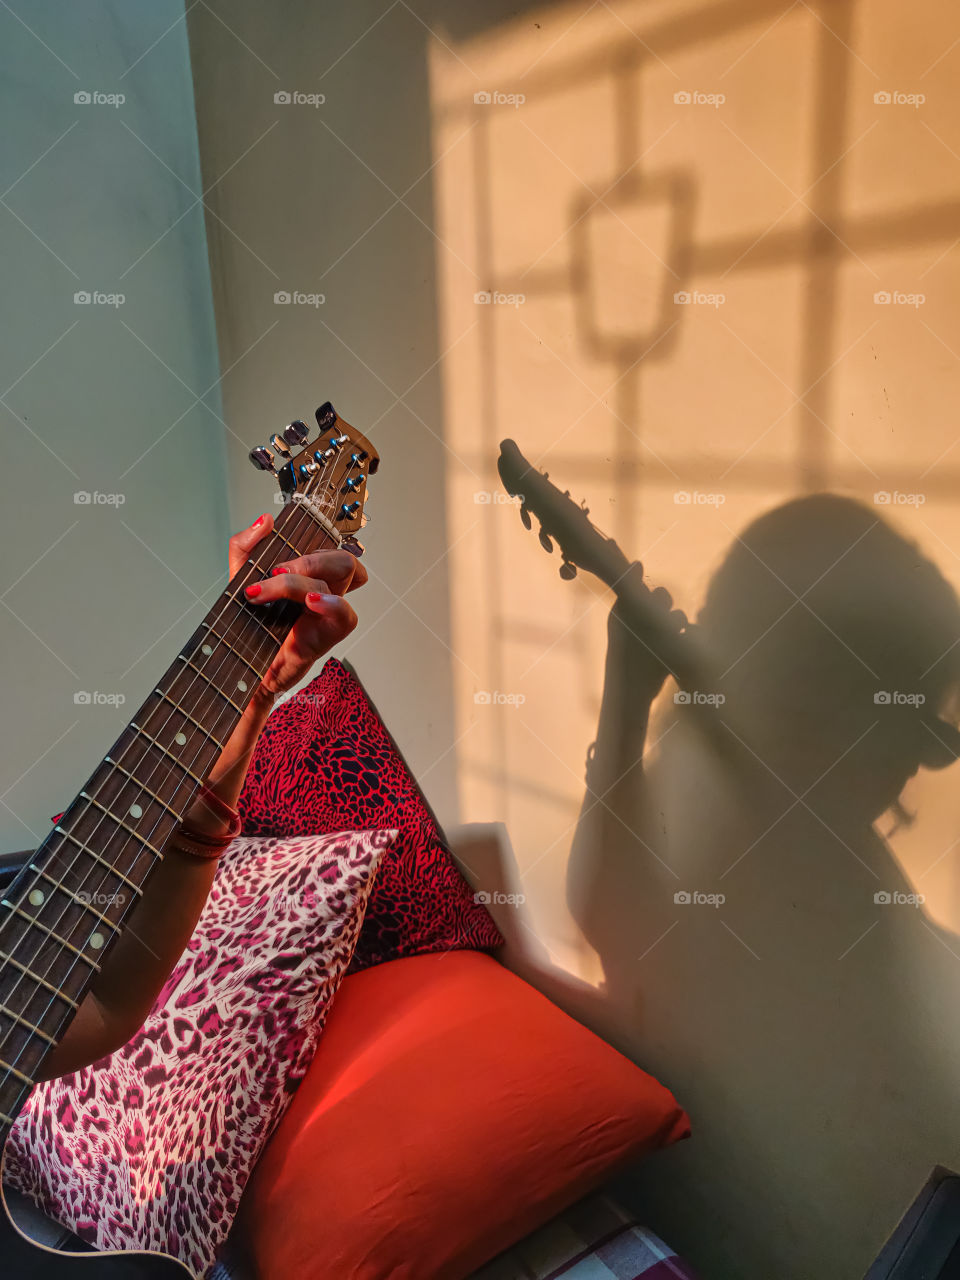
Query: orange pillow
241,951,690,1280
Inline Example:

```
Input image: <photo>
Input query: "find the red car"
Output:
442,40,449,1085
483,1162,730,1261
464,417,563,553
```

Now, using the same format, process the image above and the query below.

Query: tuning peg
249,445,275,472
283,420,310,447
539,528,554,553
520,503,532,530
559,561,577,580
316,402,337,430
270,433,291,457
344,474,365,492
340,500,362,518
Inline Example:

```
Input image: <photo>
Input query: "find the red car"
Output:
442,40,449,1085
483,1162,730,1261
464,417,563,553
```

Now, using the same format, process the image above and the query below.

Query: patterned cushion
237,658,503,970
3,828,395,1278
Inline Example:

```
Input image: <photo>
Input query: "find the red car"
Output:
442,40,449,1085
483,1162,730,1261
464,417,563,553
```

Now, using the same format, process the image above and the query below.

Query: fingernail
245,582,263,598
253,514,266,527
305,591,322,605
271,565,290,575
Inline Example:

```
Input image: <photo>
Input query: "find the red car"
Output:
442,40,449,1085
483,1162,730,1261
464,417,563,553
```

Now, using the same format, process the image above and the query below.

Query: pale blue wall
0,1,229,851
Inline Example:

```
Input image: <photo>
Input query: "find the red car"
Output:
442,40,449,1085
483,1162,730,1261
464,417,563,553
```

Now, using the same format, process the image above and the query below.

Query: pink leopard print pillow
3,828,395,1278
237,658,503,971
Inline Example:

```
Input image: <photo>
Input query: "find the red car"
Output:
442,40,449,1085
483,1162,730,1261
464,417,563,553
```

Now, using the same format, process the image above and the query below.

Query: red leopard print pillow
237,659,502,971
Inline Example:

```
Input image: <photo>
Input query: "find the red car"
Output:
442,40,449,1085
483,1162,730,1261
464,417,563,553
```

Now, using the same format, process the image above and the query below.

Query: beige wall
189,3,960,1277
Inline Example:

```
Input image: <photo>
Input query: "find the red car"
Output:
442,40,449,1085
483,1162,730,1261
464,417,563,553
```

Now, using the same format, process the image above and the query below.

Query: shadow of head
696,494,960,824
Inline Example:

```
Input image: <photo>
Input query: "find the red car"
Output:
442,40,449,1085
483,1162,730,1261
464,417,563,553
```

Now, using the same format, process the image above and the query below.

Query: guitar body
0,1161,194,1278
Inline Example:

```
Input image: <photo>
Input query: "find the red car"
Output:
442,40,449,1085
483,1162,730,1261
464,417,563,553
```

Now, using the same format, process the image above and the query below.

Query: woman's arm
38,514,366,1079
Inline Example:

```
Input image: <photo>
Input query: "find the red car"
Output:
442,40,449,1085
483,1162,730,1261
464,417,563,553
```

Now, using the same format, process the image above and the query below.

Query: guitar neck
0,501,335,1137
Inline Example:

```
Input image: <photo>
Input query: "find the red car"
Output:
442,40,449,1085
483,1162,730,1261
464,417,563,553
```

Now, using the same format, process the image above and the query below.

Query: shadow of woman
564,495,960,1280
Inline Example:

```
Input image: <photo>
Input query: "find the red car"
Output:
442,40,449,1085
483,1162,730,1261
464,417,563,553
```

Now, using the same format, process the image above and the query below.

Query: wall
0,1,228,855
188,3,960,1278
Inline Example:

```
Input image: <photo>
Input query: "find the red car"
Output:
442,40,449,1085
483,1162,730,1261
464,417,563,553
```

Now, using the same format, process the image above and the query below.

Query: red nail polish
271,565,290,575
306,591,322,604
253,514,266,526
245,582,262,597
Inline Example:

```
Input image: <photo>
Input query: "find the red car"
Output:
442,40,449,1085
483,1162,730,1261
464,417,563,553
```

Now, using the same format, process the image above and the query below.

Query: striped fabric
468,1195,697,1280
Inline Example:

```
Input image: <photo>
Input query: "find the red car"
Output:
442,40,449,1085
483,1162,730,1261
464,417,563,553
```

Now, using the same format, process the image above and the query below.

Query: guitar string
0,434,355,1083
0,439,347,1080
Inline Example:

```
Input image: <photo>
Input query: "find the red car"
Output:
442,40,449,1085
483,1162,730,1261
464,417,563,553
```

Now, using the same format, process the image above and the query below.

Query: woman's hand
228,513,368,697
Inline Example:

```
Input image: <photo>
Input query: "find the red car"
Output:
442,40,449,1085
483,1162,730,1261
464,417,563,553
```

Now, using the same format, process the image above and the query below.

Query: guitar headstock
249,401,378,545
497,439,630,589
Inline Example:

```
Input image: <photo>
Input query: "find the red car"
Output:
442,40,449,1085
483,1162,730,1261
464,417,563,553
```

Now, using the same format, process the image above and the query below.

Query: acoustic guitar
0,403,377,1277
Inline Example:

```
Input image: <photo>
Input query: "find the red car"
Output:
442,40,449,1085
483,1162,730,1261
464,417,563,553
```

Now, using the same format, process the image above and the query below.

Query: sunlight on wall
428,0,960,979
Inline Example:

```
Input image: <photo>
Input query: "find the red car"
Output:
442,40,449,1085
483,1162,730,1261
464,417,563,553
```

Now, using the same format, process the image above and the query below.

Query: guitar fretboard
0,493,339,1138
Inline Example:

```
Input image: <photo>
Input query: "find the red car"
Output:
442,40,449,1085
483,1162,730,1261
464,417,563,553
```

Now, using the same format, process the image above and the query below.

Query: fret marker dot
89,932,105,950
237,679,248,692
175,732,187,746
129,803,143,819
28,889,45,907
202,644,214,656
